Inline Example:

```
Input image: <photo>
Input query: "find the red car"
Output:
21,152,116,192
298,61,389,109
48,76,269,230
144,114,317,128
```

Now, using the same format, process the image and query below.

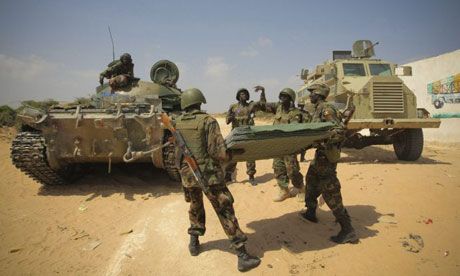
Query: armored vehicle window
343,63,366,76
297,88,309,98
369,64,392,76
325,74,334,81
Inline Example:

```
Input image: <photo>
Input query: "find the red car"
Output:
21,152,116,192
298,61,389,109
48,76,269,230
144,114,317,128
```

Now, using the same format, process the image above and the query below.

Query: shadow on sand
37,163,182,201
200,205,381,257
341,146,450,165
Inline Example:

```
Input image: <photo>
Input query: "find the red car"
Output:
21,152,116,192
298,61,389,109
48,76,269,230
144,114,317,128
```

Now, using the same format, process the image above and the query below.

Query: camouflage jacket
311,100,345,147
226,101,264,129
174,110,229,188
99,60,134,79
259,91,304,124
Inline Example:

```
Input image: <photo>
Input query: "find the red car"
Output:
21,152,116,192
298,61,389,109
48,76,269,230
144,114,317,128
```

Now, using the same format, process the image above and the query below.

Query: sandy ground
0,118,459,276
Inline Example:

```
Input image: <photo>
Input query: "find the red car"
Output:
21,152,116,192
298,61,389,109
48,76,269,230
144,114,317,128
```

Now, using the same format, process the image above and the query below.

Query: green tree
0,105,17,126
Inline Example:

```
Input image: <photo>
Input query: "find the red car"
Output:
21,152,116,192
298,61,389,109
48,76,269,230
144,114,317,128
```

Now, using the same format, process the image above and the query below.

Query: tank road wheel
392,129,424,161
162,135,181,182
10,131,77,185
433,99,443,109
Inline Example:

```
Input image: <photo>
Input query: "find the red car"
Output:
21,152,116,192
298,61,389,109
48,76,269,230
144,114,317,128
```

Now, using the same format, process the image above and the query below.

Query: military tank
11,60,183,185
297,40,441,161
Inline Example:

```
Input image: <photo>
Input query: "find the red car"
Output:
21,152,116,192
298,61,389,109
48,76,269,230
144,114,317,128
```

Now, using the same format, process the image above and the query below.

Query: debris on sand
401,234,424,253
120,229,133,235
82,240,101,251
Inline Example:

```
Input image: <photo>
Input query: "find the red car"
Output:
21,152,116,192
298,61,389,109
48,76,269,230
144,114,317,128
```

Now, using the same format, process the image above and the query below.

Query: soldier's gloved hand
327,129,343,144
254,85,264,92
99,76,104,86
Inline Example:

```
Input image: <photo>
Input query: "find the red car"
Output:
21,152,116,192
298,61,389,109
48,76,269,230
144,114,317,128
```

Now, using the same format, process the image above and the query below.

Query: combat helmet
279,88,296,102
181,88,207,109
120,53,132,64
307,83,330,98
236,88,250,101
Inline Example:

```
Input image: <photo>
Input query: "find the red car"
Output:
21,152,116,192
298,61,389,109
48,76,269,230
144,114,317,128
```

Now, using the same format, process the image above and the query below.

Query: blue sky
0,0,459,112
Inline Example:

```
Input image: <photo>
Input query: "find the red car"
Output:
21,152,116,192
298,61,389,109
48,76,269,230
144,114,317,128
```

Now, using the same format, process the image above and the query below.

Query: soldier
174,88,261,272
297,98,310,162
225,88,264,186
299,83,358,244
99,53,135,88
256,85,305,202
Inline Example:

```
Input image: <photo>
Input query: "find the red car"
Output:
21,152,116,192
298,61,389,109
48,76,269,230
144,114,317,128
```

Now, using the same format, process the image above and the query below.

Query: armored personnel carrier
11,60,183,185
297,40,441,161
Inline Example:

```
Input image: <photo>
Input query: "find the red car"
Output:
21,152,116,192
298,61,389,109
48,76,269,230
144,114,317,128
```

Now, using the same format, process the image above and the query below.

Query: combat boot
188,234,200,256
296,185,305,202
236,246,261,272
249,175,257,186
273,187,290,202
225,172,233,183
330,217,359,244
299,208,318,223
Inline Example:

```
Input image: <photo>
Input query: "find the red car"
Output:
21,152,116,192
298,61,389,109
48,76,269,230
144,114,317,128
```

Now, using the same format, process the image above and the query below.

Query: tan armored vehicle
297,40,441,161
11,60,183,185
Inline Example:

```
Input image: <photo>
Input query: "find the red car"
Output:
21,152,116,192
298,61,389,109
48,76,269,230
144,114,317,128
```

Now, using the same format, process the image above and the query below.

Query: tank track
10,131,67,185
162,137,181,182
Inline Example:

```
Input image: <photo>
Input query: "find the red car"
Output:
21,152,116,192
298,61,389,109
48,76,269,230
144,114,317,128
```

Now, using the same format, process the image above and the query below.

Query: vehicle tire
393,129,424,161
433,99,443,109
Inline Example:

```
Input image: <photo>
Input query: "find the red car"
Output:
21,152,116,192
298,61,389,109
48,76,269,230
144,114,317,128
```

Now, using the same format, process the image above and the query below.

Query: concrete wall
400,49,460,142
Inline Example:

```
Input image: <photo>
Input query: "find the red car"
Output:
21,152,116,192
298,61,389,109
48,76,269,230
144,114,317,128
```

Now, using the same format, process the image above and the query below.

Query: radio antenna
108,26,115,61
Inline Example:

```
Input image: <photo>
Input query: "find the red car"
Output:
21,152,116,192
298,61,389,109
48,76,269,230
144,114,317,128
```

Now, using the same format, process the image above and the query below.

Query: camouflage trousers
273,154,304,189
226,160,256,177
184,185,248,249
305,150,349,220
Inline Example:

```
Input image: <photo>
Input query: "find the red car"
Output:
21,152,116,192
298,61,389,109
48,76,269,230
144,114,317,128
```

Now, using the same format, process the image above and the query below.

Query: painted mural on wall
428,73,460,118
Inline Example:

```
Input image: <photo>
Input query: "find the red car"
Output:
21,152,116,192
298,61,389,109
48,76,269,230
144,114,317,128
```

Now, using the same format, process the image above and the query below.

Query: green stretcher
225,122,335,161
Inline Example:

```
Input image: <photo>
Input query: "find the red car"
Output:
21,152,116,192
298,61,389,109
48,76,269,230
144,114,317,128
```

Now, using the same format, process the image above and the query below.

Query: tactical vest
174,112,209,165
311,101,343,163
231,102,254,128
108,61,133,78
273,105,302,125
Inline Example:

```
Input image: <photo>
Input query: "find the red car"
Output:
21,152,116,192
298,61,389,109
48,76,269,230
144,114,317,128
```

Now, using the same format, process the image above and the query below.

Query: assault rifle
161,113,209,194
343,104,355,127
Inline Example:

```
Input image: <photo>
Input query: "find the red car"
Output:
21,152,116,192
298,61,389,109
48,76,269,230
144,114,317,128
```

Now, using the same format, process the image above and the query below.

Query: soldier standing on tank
99,53,135,87
255,85,305,202
297,98,310,162
174,88,261,272
225,88,265,186
299,83,358,244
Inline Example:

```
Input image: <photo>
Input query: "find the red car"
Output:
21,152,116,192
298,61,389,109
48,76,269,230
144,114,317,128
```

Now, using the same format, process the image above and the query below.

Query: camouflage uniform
99,54,134,87
261,94,304,191
225,97,264,178
305,101,349,221
175,110,247,249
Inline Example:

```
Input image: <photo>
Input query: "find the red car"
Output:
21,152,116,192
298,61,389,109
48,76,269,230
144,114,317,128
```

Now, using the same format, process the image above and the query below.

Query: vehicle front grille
372,82,404,113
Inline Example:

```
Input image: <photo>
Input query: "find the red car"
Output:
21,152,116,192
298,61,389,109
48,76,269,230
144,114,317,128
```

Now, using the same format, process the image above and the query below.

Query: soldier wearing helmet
99,53,135,87
255,85,305,202
174,88,261,272
299,82,359,245
225,88,265,186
